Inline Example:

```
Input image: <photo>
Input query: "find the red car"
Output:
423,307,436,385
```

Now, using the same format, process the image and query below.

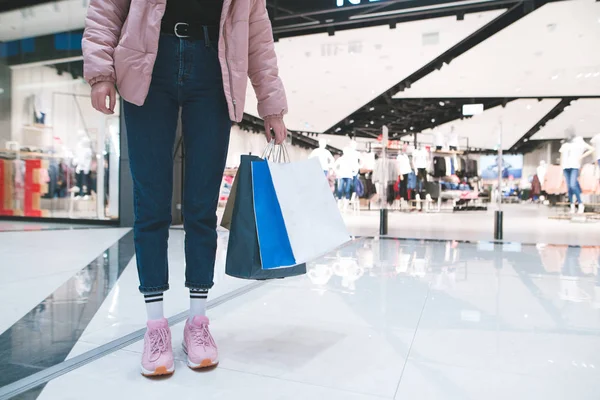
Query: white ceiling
396,0,600,98
416,98,560,150
244,10,505,132
530,98,600,140
0,0,89,41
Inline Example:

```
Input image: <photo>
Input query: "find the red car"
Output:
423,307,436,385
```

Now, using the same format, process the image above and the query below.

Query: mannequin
536,160,548,185
412,145,429,192
73,131,93,198
309,139,334,175
559,128,594,214
433,130,445,151
447,126,459,151
334,148,358,207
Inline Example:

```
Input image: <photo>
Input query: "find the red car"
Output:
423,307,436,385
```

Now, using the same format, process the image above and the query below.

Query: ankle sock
144,293,164,321
189,289,209,318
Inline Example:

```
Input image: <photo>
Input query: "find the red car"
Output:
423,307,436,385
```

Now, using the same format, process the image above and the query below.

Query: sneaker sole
182,343,219,369
141,364,175,377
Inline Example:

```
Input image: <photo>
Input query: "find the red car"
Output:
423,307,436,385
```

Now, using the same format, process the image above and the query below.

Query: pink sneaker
141,318,175,377
183,316,219,369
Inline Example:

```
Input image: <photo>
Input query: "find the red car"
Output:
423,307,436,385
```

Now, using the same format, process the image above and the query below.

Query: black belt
160,21,219,42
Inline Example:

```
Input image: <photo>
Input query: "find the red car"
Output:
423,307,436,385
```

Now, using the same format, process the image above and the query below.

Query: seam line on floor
0,280,267,400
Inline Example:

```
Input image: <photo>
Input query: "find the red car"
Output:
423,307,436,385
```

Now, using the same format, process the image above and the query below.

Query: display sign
336,0,386,7
462,104,484,116
480,155,523,180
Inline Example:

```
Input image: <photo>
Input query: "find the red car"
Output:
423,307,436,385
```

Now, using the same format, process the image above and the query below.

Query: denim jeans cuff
185,282,214,291
139,284,170,295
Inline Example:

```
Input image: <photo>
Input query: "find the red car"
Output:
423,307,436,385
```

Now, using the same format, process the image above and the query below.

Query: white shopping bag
266,157,350,264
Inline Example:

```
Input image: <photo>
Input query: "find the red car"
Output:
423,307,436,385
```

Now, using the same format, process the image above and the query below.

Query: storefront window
0,3,119,221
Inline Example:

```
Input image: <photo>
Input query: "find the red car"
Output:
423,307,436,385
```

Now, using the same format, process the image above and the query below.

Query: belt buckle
174,22,190,38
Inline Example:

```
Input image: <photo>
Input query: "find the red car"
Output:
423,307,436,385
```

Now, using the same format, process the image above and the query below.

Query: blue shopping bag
251,160,297,269
224,155,306,280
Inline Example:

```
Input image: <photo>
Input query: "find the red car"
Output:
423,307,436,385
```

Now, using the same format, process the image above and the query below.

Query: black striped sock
189,289,209,318
144,293,164,320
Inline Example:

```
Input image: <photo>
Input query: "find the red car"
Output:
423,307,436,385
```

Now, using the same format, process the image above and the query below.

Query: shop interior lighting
369,107,375,111
439,101,445,106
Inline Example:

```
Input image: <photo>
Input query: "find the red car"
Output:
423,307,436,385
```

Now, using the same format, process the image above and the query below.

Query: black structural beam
325,0,558,136
509,98,575,152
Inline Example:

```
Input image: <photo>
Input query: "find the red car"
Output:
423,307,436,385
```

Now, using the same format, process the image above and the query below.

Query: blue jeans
563,168,582,204
337,178,352,200
124,34,231,294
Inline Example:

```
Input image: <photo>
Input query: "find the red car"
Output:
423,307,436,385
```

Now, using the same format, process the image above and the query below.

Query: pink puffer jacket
82,0,287,122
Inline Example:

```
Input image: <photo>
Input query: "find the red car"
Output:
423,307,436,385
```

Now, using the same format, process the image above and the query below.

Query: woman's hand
91,81,117,115
264,116,288,145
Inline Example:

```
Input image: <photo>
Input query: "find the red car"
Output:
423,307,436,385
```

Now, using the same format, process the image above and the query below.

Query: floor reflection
0,232,134,389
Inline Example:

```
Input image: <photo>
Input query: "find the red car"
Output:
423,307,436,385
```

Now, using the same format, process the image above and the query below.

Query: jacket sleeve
82,0,130,86
248,0,288,118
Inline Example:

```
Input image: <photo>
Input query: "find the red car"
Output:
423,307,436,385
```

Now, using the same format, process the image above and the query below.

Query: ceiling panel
395,1,600,98
243,10,505,132
530,98,600,140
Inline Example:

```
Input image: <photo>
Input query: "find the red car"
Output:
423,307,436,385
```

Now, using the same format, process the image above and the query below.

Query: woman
82,0,288,377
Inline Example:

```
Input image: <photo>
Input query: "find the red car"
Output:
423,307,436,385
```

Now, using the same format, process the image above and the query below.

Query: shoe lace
148,328,170,362
190,324,216,349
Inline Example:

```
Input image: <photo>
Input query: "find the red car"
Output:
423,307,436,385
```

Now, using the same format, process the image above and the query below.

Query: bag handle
261,142,290,164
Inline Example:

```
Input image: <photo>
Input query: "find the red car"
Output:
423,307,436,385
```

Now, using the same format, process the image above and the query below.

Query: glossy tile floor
1,227,598,400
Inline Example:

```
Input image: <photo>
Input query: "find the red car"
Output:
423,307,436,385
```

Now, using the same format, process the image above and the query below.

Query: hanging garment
432,156,446,178
531,175,542,197
543,165,567,195
580,163,599,194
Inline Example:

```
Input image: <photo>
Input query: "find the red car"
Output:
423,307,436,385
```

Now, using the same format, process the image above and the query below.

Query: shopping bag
251,161,297,269
225,155,306,280
265,157,350,264
220,170,239,230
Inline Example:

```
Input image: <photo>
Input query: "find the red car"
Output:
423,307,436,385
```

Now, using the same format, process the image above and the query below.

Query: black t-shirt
162,0,224,26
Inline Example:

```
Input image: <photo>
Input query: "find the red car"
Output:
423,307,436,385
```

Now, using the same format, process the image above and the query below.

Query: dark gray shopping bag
224,155,306,280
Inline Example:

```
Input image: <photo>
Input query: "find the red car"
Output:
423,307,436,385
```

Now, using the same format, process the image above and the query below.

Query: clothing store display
412,149,429,169
537,162,547,185
433,156,446,178
447,129,459,150
397,154,412,176
354,176,365,197
335,155,357,179
560,137,587,169
144,293,165,321
123,34,231,294
83,0,286,122
466,159,478,178
162,0,224,28
183,316,219,369
373,158,399,184
142,318,175,376
190,289,209,318
563,168,582,204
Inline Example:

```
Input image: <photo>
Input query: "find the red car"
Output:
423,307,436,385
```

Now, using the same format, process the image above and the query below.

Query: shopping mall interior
0,0,599,399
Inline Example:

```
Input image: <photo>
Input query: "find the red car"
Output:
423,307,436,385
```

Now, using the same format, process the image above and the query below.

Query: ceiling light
524,138,529,142
410,126,414,130
403,129,407,133
585,73,593,78
381,115,385,119
526,105,532,110
439,101,445,106
551,75,559,80
349,119,354,124
369,107,375,111
576,73,583,79
391,109,395,113
365,124,369,128
335,127,342,132
370,121,375,125
593,72,600,78
431,118,436,123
